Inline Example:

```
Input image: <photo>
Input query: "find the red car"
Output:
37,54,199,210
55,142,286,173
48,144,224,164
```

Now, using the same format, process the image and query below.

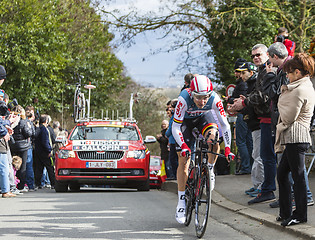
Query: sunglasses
251,53,262,59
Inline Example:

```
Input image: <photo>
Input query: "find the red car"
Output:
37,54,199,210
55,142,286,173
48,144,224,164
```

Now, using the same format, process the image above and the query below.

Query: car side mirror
55,136,68,146
144,135,156,144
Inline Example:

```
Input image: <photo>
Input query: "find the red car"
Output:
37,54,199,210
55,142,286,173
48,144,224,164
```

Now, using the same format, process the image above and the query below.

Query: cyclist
172,74,233,224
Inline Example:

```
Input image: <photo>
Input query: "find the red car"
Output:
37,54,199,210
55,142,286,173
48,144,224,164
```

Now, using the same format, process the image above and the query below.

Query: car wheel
54,181,68,192
137,177,150,191
69,183,80,192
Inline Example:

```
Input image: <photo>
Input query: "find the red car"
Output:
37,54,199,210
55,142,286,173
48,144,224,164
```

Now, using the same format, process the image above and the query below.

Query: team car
54,120,156,192
149,155,167,188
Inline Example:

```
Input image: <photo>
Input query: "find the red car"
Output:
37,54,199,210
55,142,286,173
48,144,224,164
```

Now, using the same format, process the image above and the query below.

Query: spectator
266,43,314,209
34,114,55,189
24,105,36,191
165,99,179,180
157,119,173,179
231,44,277,204
230,62,263,197
9,105,34,192
275,53,315,226
0,65,20,198
181,73,194,92
39,115,56,188
11,155,22,186
227,58,253,175
275,27,295,57
0,91,17,195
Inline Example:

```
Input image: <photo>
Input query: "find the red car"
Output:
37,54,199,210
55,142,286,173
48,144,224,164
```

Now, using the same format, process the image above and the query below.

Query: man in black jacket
34,114,55,189
231,44,277,205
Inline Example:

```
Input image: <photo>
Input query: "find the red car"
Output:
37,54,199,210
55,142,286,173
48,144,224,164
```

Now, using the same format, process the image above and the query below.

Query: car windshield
150,157,161,166
70,125,140,141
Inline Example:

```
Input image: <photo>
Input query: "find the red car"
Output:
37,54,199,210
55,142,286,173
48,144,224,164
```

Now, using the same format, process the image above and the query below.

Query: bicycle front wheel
195,164,211,238
185,166,196,226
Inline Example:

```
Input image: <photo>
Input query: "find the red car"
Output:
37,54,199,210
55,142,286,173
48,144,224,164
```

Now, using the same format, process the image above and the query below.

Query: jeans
260,123,277,193
26,148,35,189
41,167,51,186
250,130,264,190
7,150,16,190
277,143,309,221
0,153,10,193
235,114,253,173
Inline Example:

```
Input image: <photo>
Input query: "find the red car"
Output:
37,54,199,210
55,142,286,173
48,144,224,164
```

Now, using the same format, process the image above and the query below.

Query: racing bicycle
73,74,86,122
184,127,229,238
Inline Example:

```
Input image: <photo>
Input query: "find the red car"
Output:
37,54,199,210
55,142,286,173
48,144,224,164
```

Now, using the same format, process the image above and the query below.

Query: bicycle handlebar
190,150,234,161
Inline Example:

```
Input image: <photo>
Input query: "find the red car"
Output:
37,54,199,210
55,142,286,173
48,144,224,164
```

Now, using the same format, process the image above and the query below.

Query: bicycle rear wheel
195,164,211,238
185,166,196,226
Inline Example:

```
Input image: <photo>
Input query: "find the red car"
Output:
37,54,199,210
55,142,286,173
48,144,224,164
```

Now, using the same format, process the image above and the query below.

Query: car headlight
127,150,146,159
58,150,76,159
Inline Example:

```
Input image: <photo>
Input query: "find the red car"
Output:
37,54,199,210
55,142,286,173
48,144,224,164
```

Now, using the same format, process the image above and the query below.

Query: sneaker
50,185,55,190
248,189,260,197
19,187,29,193
245,187,255,195
28,188,36,192
308,199,314,206
291,198,314,210
248,192,275,205
269,199,279,208
210,168,215,191
175,205,186,224
44,184,51,188
281,217,306,227
11,189,23,195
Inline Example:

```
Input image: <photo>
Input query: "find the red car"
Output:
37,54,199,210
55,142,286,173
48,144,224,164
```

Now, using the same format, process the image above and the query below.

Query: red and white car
54,120,156,192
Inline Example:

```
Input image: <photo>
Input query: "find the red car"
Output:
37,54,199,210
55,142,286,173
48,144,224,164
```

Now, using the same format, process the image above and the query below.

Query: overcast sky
103,0,185,88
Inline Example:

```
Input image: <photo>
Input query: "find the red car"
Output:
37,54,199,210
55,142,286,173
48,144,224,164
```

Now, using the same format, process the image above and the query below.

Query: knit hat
234,58,247,70
0,65,6,79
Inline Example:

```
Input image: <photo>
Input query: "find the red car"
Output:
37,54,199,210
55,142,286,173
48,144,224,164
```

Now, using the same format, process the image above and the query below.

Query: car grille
77,151,124,160
65,168,144,176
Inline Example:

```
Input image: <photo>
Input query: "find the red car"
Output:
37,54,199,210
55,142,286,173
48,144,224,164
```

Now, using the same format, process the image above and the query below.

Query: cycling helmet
190,75,213,96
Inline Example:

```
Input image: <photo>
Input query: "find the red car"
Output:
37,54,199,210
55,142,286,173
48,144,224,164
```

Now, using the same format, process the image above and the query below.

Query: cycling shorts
175,111,218,151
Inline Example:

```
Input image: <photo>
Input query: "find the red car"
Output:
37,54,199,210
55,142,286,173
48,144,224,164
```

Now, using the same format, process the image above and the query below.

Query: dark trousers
34,150,55,187
13,150,28,190
260,123,277,193
277,143,309,221
169,144,178,178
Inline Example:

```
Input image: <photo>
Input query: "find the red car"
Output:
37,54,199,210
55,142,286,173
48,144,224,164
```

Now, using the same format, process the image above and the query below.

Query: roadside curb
161,180,315,239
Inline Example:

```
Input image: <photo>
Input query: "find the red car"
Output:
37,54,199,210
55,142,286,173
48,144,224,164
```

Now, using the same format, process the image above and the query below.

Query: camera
0,101,9,117
7,98,18,111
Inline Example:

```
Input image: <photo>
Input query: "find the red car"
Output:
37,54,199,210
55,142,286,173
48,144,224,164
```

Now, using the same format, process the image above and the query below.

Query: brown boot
2,192,17,198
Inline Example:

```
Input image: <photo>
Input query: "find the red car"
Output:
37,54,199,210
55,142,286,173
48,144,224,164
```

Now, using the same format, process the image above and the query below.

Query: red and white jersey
172,89,231,149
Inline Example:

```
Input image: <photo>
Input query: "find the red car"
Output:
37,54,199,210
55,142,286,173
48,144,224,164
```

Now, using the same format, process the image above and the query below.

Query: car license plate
86,161,117,168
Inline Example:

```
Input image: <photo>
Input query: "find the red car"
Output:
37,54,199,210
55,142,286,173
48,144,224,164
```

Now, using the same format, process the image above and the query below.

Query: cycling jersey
172,88,231,149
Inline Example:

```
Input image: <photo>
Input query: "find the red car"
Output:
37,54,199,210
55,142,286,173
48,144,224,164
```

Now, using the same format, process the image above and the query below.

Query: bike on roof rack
73,74,86,122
